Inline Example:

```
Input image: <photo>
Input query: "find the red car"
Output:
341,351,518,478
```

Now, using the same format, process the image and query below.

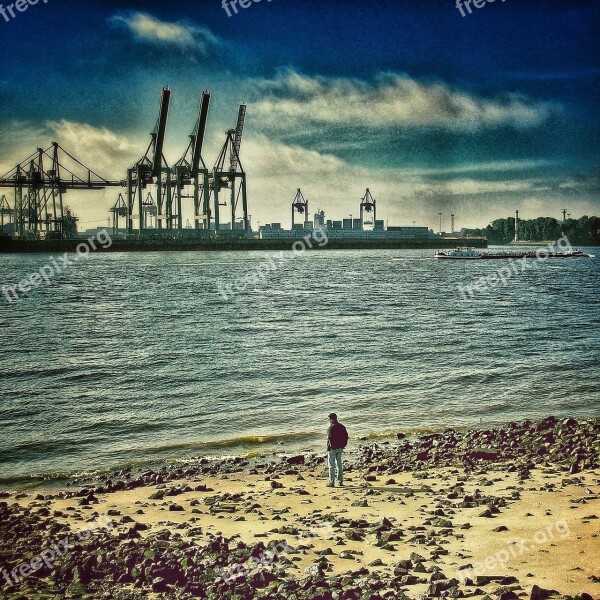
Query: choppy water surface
1,246,599,485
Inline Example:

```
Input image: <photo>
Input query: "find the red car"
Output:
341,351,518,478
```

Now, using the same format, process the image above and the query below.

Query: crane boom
191,91,211,174
152,87,171,177
230,104,246,173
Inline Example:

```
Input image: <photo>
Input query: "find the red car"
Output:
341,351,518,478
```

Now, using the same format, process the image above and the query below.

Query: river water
1,245,598,486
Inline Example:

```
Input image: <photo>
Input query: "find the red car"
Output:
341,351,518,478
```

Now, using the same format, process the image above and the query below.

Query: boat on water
434,247,592,260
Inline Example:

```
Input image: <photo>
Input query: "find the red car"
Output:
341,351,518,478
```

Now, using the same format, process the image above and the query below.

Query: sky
0,0,598,231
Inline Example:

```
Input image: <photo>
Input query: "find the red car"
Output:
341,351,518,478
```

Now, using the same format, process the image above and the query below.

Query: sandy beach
1,416,599,599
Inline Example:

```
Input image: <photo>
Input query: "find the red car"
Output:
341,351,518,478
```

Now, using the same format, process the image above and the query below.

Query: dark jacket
327,421,348,451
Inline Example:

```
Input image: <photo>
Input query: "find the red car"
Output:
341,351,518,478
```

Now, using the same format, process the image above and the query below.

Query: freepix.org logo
2,229,113,303
221,0,272,18
0,0,48,24
455,0,507,18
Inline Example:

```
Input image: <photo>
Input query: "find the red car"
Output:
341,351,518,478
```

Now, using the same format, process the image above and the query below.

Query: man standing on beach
327,413,348,487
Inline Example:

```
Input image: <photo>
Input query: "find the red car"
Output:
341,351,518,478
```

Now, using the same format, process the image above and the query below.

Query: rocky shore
1,416,599,599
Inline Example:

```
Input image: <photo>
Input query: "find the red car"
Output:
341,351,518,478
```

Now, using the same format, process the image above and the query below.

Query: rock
152,577,168,592
530,585,560,600
378,529,404,544
431,518,453,528
345,529,364,541
492,525,509,532
428,579,459,596
169,503,184,512
352,500,369,507
287,455,305,465
465,449,500,461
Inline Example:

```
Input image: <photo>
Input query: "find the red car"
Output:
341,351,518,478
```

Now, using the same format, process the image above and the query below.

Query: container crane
110,193,128,234
291,189,309,228
127,87,171,234
0,195,12,235
0,142,123,239
172,91,211,231
360,188,376,229
211,104,248,233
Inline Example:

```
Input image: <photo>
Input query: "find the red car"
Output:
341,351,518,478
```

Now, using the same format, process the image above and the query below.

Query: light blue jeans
328,449,343,484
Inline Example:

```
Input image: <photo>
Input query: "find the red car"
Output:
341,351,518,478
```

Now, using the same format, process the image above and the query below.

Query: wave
364,430,400,440
139,431,318,454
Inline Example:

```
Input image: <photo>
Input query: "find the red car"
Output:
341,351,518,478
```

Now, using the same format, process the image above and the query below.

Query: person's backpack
338,423,349,448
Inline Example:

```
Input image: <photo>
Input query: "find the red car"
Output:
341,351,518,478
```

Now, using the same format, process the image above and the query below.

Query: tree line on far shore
462,215,600,245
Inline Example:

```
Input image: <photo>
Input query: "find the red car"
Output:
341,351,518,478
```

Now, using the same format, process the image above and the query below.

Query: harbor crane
1,87,251,239
211,104,248,233
126,87,171,234
141,192,157,229
360,188,376,228
0,142,123,238
0,195,12,235
110,193,128,234
291,189,309,228
111,190,155,232
172,91,211,230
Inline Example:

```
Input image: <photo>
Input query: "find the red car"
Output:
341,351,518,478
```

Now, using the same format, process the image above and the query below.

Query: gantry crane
360,188,376,228
127,87,171,234
0,195,12,235
291,189,309,228
0,142,123,239
141,192,157,229
172,91,211,231
211,104,248,233
110,193,128,234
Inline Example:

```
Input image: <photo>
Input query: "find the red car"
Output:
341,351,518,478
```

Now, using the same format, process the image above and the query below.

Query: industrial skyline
0,0,598,232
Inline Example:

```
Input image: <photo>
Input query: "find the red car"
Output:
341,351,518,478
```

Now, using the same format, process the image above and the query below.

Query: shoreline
0,236,488,254
3,416,592,492
1,416,599,599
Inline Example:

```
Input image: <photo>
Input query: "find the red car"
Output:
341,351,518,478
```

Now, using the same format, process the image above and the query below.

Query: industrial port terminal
0,87,487,252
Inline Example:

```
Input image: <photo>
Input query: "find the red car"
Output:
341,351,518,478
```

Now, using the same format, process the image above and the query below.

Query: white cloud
248,70,560,132
46,120,140,177
0,120,139,178
109,12,219,53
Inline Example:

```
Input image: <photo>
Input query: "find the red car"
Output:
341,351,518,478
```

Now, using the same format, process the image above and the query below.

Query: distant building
259,210,436,241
